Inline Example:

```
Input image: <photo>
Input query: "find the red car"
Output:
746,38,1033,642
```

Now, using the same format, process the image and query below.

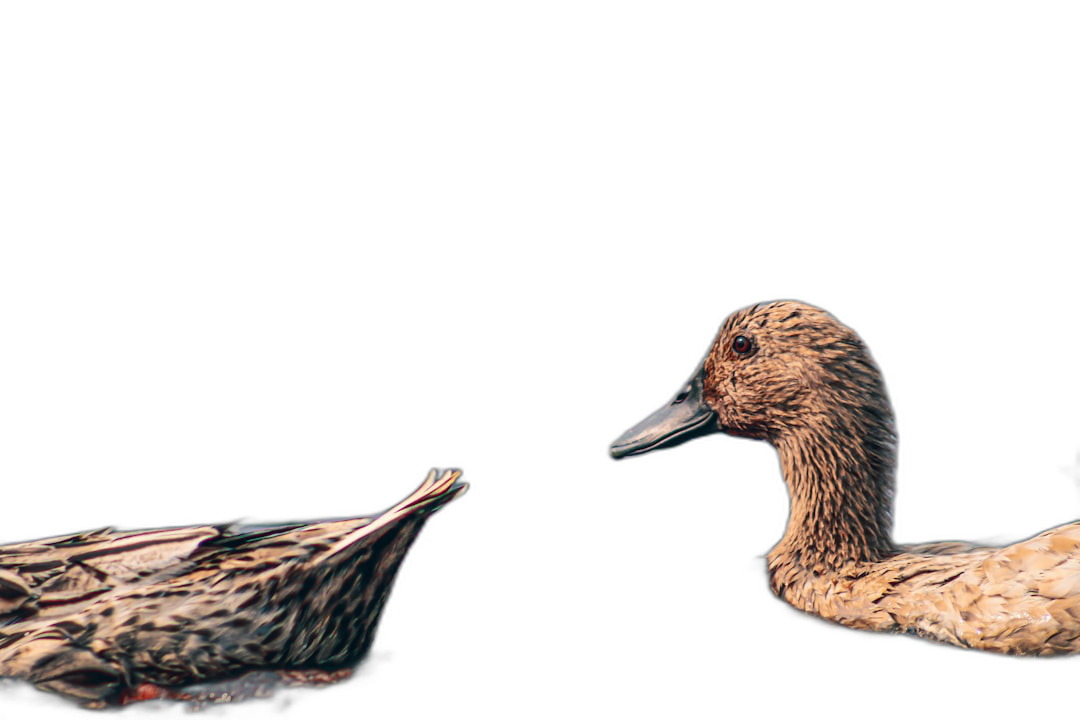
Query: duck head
611,300,895,456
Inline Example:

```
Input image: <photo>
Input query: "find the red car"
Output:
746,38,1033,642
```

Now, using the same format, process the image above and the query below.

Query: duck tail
323,469,467,559
393,468,469,515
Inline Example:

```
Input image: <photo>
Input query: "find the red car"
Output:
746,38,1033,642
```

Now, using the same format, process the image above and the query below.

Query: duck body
611,301,1080,654
0,470,465,705
771,529,1080,653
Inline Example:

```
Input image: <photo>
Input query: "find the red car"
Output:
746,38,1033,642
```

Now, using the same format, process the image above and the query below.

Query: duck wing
202,468,468,571
0,469,468,624
0,526,222,621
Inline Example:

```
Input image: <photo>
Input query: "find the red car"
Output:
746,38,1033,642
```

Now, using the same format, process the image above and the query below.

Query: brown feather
647,301,1080,654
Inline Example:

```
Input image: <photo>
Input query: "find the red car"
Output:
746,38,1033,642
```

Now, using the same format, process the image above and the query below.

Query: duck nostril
673,385,691,405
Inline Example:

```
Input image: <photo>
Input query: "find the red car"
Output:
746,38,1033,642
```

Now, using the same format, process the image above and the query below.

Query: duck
0,469,466,707
611,301,1080,654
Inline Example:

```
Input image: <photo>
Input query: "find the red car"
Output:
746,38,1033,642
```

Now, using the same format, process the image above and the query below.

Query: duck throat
768,417,897,583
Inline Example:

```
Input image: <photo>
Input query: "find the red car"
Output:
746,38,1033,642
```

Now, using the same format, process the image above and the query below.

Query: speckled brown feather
0,470,466,705
699,302,1080,653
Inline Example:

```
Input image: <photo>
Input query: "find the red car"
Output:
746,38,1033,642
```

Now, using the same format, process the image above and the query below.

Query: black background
4,35,1075,720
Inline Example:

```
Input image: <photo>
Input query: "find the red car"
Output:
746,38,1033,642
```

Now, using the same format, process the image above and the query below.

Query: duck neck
768,417,897,582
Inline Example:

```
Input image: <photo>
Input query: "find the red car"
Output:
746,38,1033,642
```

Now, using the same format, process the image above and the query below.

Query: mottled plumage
0,469,466,705
612,301,1080,654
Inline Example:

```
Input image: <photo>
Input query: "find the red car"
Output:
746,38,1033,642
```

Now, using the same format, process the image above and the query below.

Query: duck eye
732,335,752,355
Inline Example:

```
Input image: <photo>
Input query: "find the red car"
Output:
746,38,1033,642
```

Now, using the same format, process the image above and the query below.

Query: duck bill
610,362,720,459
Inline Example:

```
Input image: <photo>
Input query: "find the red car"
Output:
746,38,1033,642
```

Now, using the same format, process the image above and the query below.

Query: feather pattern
615,301,1080,654
0,469,466,705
